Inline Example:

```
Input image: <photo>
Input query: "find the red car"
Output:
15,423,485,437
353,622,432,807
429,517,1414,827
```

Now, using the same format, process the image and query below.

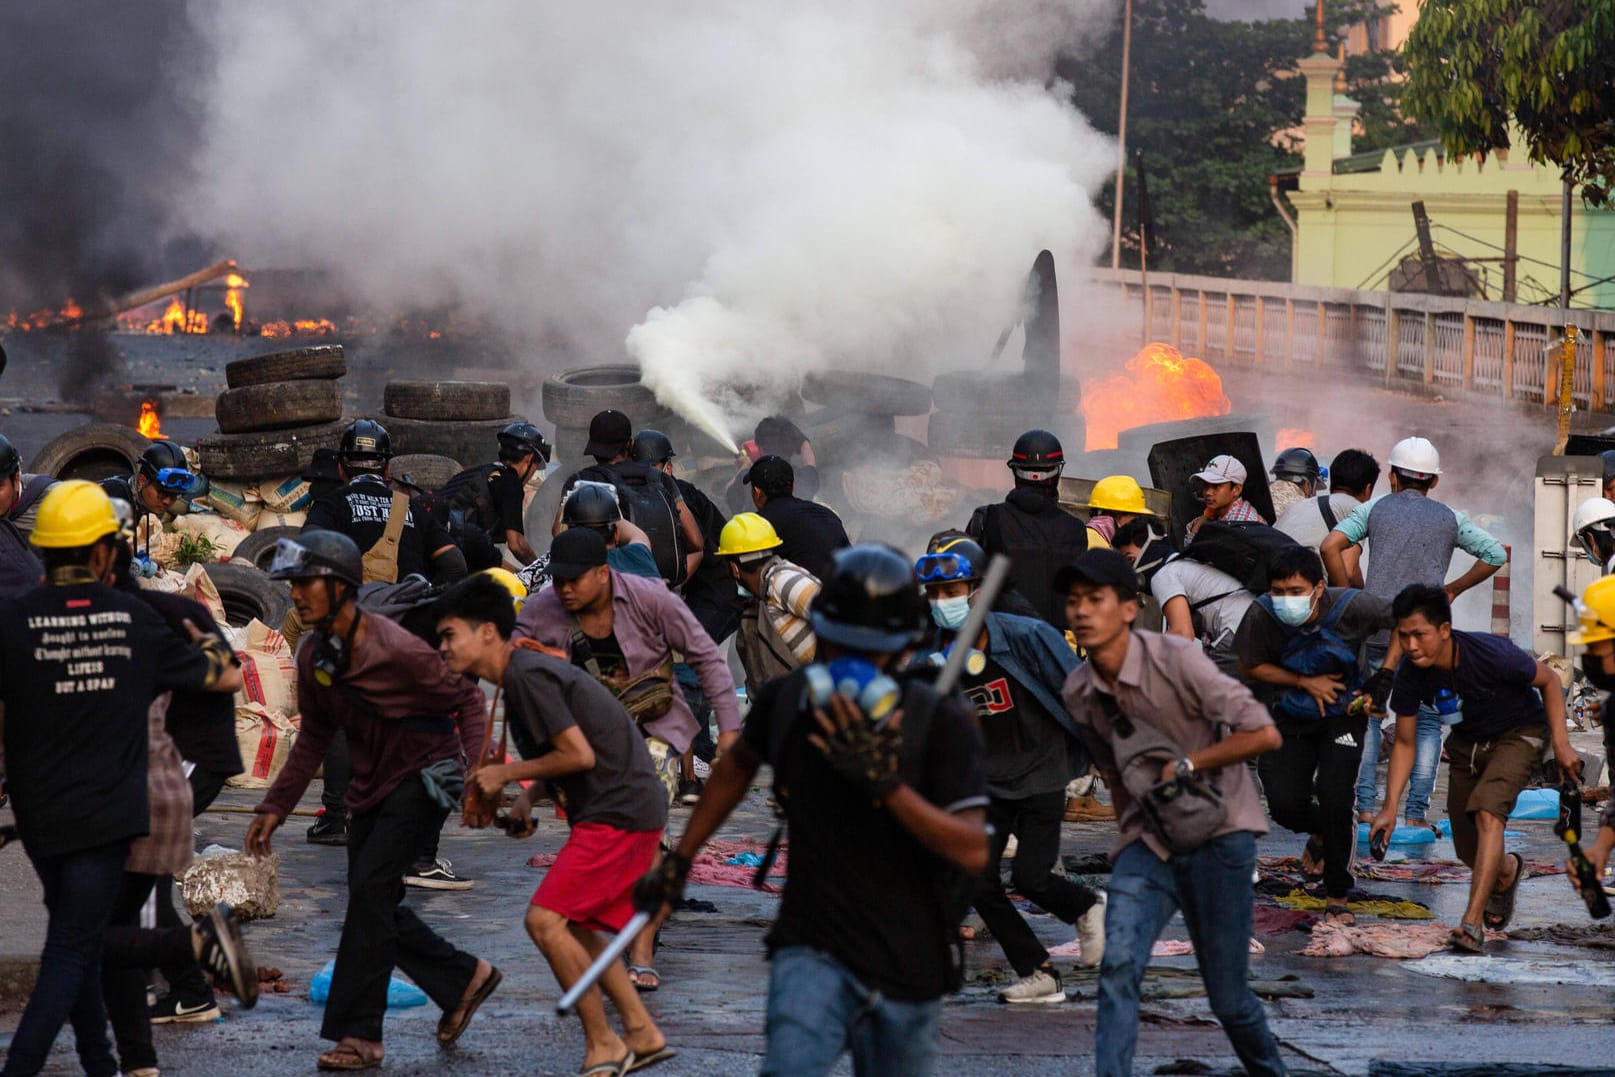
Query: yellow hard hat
480,567,528,610
717,512,782,557
1568,575,1615,645
31,480,122,549
1089,475,1149,515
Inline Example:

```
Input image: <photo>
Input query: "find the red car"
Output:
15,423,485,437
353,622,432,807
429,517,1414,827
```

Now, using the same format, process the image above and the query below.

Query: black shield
1147,431,1273,545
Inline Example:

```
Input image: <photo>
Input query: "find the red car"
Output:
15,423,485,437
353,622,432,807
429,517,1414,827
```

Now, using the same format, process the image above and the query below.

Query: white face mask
930,595,971,631
1270,591,1315,627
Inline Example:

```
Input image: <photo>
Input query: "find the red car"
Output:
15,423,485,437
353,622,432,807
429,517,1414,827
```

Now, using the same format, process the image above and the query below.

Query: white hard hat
1573,497,1615,535
1573,497,1615,565
1387,436,1441,477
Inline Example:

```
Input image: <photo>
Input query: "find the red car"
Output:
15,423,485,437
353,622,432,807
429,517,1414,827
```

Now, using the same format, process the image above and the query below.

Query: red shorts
532,822,663,933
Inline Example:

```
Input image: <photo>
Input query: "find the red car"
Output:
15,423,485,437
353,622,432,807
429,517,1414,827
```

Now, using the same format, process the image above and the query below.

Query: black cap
1053,548,1139,598
630,429,676,465
549,527,609,581
744,454,794,498
584,410,633,458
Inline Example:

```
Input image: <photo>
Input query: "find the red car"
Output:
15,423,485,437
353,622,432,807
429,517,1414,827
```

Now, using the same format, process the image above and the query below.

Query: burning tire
801,372,932,417
224,345,347,389
201,561,292,629
229,527,298,572
28,423,151,482
542,366,660,429
196,420,348,481
383,381,510,422
384,415,522,470
216,381,344,435
389,453,463,491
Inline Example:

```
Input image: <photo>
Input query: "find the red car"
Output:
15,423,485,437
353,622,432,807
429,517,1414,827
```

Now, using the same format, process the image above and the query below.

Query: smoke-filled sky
176,2,1119,440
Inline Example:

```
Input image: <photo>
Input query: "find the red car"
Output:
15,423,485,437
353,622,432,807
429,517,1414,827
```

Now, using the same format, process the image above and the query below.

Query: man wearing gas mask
634,544,988,1075
915,540,1105,1002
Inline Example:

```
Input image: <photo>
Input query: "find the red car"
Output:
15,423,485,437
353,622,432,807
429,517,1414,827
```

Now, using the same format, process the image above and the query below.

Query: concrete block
179,851,280,921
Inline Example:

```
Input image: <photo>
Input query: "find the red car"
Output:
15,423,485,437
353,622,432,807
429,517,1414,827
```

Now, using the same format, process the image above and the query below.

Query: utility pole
1502,189,1518,303
1110,0,1133,272
1410,201,1445,295
1553,175,1575,456
1561,175,1573,310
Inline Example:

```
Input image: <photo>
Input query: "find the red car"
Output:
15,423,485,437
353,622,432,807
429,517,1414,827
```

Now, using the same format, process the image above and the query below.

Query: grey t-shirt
501,647,668,833
1274,492,1366,551
1150,558,1253,653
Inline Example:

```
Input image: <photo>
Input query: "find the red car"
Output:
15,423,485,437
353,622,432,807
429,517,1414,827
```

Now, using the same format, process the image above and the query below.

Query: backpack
975,501,1087,627
1264,590,1366,722
1179,520,1301,594
440,463,501,533
580,462,685,585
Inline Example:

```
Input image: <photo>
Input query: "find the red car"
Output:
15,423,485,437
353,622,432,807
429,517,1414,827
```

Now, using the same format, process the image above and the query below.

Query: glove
810,701,903,801
633,850,692,914
1361,667,1394,712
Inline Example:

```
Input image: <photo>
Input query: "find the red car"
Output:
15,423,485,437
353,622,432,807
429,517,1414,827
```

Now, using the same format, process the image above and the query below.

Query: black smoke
0,3,210,315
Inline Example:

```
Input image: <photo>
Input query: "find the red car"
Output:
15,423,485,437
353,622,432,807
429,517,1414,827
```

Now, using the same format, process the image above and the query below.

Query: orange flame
260,318,337,339
1080,343,1232,450
137,401,166,440
223,271,247,332
1275,427,1316,450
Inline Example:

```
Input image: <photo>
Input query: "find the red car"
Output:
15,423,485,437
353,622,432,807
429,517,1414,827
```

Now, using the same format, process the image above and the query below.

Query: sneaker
306,811,348,846
194,903,259,1009
406,857,474,890
692,757,712,780
150,992,222,1024
1076,891,1107,968
998,966,1064,1004
678,778,704,805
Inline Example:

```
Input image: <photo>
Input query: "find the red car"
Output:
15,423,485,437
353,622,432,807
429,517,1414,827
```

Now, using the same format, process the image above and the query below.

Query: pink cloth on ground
1048,937,1264,959
1297,920,1506,959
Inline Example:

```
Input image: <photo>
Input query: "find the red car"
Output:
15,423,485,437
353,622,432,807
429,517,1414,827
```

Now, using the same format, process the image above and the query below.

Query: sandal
626,1045,677,1072
1484,852,1526,931
578,1051,635,1077
1301,835,1326,880
1324,901,1356,926
1449,921,1485,954
317,1039,384,1071
626,965,660,992
437,964,502,1046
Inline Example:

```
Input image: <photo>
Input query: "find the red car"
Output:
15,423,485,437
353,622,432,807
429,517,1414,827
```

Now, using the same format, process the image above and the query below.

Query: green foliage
1062,0,1417,279
1403,0,1615,206
173,531,219,568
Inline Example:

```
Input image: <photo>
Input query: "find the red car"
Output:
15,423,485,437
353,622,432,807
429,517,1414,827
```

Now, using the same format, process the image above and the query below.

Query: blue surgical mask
736,584,754,599
1270,594,1314,627
930,595,971,631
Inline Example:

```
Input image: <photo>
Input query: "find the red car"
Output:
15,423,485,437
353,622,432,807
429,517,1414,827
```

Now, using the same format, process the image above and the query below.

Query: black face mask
1581,654,1615,693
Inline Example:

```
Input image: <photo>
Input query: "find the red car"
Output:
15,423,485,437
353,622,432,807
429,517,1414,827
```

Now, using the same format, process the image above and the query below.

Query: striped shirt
760,557,820,665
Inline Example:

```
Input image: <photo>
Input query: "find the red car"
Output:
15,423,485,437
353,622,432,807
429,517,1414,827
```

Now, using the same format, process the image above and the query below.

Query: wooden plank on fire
100,261,244,318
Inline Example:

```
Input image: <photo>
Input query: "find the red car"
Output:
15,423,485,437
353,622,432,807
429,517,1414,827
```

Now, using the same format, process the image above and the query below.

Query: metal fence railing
1088,269,1615,415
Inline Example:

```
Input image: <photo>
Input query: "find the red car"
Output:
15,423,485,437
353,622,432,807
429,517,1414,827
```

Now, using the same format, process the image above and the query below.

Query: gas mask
805,655,901,726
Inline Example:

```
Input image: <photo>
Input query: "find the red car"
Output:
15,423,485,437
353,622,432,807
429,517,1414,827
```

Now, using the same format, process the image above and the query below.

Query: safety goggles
150,466,200,496
267,538,319,578
915,552,974,583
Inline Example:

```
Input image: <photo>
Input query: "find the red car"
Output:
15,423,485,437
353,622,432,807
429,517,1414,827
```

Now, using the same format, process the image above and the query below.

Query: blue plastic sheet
308,960,429,1008
1355,821,1436,846
1508,787,1560,820
726,851,766,867
1435,818,1523,839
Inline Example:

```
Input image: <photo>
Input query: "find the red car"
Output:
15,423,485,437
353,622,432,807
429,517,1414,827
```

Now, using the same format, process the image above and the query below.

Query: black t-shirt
757,495,850,582
304,475,450,580
675,479,741,643
742,668,988,1001
439,462,526,538
503,648,668,832
0,583,214,858
131,589,244,778
574,628,626,680
1388,629,1547,741
963,655,1070,799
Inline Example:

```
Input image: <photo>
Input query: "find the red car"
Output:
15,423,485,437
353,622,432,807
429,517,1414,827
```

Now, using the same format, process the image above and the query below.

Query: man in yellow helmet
1567,576,1615,900
1086,476,1150,550
717,513,820,700
0,481,247,1077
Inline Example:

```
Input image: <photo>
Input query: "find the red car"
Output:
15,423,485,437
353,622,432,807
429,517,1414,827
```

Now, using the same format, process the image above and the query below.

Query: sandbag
255,509,307,531
227,703,299,789
168,513,251,559
259,474,313,513
179,849,280,920
207,480,263,530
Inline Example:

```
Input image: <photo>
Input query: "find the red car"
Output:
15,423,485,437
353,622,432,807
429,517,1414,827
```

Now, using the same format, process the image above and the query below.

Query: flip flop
1324,901,1356,926
317,1041,384,1071
578,1051,635,1077
626,1046,677,1073
1449,921,1485,954
437,965,502,1046
1484,852,1526,931
626,965,660,992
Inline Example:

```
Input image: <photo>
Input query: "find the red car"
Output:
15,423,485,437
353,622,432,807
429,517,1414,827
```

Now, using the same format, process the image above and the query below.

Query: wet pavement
5,744,1615,1076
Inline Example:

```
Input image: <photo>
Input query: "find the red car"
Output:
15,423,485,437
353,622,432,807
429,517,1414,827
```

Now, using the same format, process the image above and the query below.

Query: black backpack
1178,520,1301,594
579,461,685,585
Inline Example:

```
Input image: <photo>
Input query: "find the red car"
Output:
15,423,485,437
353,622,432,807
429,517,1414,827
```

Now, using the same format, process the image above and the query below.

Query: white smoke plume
183,2,1118,445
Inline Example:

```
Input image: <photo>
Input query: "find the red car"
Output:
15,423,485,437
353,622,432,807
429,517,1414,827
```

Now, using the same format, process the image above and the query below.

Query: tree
1402,0,1615,206
1061,0,1417,280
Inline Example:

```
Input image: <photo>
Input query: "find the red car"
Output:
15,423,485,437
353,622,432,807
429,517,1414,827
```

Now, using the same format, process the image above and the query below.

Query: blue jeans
2,840,131,1077
1097,834,1287,1077
762,947,943,1077
1355,708,1443,821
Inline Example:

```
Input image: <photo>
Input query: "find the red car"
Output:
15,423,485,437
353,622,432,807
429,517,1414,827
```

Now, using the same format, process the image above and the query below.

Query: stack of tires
28,423,153,483
926,372,1085,461
798,372,933,467
382,380,521,488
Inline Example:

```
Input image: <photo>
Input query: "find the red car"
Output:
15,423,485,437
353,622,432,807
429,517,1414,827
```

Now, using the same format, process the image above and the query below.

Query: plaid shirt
126,691,195,876
1185,497,1264,545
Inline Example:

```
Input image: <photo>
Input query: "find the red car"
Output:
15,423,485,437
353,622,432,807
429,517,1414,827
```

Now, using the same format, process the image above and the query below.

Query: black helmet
561,481,622,529
810,543,927,652
497,421,550,465
1008,429,1064,482
267,530,362,587
339,419,392,466
1271,447,1322,483
138,440,188,476
922,531,985,581
0,434,19,480
630,429,676,465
